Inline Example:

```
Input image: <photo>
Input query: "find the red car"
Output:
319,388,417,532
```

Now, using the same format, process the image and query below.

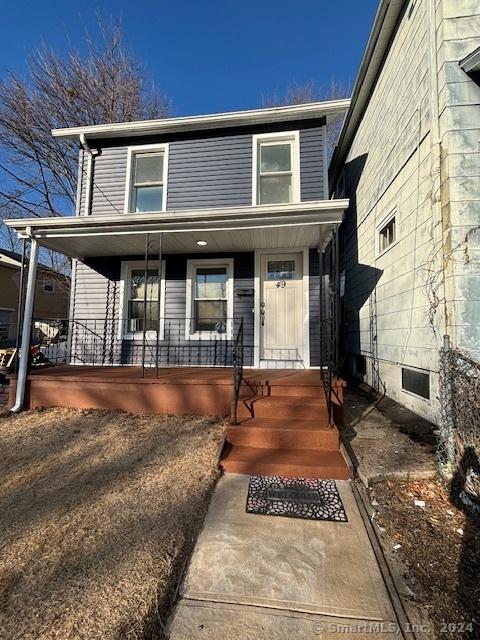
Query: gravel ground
0,408,225,640
371,479,480,639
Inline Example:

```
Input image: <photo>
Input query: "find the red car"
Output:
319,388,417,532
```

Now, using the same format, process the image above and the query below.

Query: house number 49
276,280,286,288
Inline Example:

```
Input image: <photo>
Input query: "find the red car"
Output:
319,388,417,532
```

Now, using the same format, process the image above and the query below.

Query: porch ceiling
5,200,348,258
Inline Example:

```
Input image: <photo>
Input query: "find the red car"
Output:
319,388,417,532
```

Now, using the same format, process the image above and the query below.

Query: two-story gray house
6,101,351,479
8,101,349,371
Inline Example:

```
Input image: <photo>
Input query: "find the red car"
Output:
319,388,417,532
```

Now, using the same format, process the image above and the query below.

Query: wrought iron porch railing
0,316,251,374
230,317,244,425
319,229,340,426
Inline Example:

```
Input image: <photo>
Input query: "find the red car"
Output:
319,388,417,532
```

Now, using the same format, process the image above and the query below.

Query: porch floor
11,365,337,415
23,365,331,385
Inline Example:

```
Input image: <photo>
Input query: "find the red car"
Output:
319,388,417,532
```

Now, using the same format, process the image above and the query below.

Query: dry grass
0,408,225,640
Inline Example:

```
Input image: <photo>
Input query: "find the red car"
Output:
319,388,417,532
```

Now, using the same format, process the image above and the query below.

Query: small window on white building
43,278,55,294
378,214,397,253
402,367,430,400
125,145,168,213
253,133,299,205
186,259,233,339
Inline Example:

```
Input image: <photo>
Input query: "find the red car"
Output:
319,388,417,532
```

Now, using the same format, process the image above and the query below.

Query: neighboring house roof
51,100,351,142
0,249,67,276
329,0,406,189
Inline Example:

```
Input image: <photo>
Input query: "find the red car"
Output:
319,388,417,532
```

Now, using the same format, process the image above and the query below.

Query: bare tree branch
261,79,350,161
0,17,171,273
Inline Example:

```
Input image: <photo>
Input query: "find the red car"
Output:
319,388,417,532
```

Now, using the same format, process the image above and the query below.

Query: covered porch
5,199,346,419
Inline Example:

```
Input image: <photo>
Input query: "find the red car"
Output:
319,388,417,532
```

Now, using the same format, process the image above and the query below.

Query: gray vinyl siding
85,123,327,216
308,249,325,367
166,135,252,209
91,146,128,216
300,127,327,201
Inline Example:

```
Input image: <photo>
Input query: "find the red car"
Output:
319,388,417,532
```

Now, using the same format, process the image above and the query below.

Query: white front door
260,253,304,363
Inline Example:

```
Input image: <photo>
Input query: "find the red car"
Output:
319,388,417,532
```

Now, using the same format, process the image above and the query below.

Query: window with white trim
126,146,167,213
43,277,55,293
378,214,397,253
121,261,165,336
186,259,233,338
254,133,299,205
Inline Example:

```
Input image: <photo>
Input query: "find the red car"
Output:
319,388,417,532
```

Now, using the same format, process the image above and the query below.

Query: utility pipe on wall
11,233,39,413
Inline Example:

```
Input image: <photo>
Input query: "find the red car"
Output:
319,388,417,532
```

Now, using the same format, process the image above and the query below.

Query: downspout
79,133,97,216
10,230,39,413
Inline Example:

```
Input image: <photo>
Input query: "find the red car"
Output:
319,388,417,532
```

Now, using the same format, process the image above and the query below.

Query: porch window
125,145,168,213
253,132,299,205
121,261,165,337
186,259,234,339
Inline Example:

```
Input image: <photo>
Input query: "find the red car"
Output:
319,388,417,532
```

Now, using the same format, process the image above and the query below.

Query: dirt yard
371,479,480,639
0,408,225,640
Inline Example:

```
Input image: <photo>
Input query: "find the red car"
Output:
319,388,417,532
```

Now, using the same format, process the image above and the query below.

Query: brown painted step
220,445,349,480
226,418,339,450
243,383,326,398
238,395,329,420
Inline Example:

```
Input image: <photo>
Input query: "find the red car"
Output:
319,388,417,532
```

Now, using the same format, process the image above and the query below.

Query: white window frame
376,209,399,257
42,277,55,294
186,258,234,340
124,144,169,214
252,131,300,206
119,260,166,339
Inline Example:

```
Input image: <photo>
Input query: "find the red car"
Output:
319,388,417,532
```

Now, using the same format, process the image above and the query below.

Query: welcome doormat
246,476,348,522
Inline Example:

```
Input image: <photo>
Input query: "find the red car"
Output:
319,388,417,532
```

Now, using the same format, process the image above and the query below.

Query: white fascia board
5,200,349,237
51,100,351,141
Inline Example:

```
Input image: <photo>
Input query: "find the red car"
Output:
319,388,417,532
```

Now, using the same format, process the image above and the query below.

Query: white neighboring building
330,0,480,423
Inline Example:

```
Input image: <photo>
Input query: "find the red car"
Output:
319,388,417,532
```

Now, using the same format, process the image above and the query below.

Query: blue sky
0,0,379,116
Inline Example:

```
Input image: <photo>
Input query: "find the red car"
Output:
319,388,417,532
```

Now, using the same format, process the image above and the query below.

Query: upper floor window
253,132,300,206
125,145,168,213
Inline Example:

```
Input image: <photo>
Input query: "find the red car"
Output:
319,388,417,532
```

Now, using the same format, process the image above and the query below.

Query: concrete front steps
220,374,349,480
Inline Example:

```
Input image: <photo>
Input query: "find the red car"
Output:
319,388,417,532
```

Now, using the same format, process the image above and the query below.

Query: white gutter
10,232,39,413
52,99,351,141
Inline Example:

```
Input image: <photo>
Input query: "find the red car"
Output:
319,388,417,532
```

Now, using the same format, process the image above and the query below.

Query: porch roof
5,199,348,258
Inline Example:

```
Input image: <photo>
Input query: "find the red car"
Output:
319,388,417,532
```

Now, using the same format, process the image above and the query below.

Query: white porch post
11,236,39,412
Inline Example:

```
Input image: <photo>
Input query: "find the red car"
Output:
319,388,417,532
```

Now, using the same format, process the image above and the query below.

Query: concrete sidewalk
167,475,400,639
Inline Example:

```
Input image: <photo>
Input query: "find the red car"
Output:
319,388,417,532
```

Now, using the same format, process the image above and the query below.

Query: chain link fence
438,335,480,517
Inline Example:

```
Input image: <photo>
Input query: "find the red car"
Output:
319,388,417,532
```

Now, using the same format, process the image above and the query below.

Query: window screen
402,367,430,399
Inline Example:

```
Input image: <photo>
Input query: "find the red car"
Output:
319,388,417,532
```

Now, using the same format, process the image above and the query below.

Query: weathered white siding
340,0,436,420
338,0,480,423
437,0,480,358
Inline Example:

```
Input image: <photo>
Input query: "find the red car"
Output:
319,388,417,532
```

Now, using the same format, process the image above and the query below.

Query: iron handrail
230,317,244,425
